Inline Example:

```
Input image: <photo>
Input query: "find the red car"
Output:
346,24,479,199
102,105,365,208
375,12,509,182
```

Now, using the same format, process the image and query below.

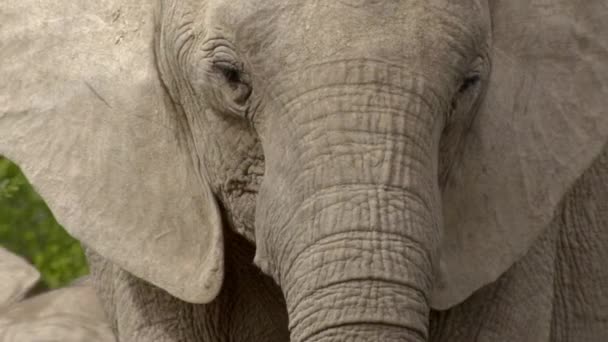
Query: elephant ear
432,0,608,309
0,1,223,303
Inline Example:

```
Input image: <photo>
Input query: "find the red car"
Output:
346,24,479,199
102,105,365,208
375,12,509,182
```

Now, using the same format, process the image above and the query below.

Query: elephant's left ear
0,1,224,303
432,0,608,309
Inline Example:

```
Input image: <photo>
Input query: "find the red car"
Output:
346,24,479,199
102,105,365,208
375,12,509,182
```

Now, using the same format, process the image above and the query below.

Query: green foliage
0,156,88,289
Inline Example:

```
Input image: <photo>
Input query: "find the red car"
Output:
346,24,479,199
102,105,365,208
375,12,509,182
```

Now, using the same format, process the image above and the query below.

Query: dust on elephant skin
0,0,606,341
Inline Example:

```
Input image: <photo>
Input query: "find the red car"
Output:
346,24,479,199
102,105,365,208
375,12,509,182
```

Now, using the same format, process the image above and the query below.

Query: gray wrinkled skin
0,286,116,342
430,148,608,342
0,248,115,342
0,247,40,307
1,0,607,341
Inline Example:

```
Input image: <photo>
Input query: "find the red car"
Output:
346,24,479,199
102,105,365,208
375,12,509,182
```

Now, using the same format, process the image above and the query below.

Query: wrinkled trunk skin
255,61,442,342
281,198,436,342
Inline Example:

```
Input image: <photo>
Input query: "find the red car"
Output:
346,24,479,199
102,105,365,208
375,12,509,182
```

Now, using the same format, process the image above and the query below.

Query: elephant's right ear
0,1,224,303
432,0,608,309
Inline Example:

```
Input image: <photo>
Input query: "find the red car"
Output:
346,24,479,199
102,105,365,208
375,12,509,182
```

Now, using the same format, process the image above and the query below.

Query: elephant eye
216,62,243,87
458,74,480,94
213,61,252,112
447,70,484,123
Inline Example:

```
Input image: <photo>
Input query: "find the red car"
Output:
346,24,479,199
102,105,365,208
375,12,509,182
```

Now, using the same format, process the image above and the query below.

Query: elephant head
1,0,606,341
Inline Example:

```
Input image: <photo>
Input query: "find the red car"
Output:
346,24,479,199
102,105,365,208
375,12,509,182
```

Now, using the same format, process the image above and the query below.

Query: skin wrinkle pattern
0,0,607,341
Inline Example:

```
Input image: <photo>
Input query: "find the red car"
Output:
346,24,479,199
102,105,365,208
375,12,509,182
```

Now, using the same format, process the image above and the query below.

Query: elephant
0,247,40,306
0,248,115,341
1,0,607,341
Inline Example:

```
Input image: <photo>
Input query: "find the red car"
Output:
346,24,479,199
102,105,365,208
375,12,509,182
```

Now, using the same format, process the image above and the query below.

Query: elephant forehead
173,0,487,65
227,1,488,83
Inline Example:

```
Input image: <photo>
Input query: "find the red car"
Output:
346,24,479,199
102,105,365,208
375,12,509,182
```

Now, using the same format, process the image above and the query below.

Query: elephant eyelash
221,65,241,84
458,74,480,94
214,61,245,87
448,73,482,122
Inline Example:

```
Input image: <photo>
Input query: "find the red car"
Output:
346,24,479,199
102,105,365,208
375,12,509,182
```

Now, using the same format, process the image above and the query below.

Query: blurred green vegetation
0,156,88,289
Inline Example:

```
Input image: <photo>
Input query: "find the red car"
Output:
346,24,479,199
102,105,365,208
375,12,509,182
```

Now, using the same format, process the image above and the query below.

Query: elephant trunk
255,60,443,342
281,197,436,342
